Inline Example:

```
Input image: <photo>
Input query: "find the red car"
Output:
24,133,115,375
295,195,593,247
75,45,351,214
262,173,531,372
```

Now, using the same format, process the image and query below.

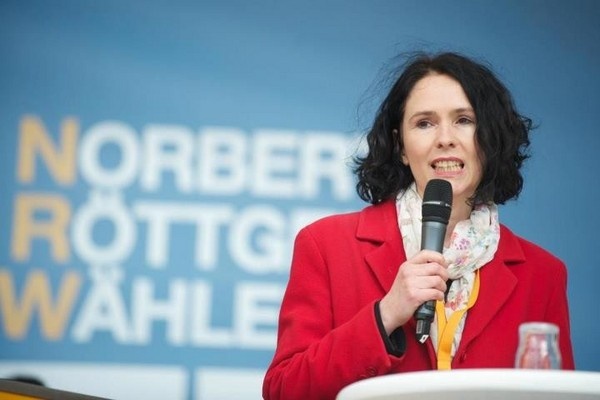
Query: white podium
336,369,600,400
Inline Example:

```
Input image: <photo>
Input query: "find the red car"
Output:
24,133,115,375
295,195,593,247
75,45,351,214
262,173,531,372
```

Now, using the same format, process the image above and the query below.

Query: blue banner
1,1,599,398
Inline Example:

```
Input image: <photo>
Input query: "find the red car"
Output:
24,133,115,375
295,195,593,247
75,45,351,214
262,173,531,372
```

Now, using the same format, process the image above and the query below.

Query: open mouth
432,160,464,172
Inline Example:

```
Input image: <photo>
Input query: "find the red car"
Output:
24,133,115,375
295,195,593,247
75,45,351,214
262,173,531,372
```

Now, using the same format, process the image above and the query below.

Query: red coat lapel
356,201,405,293
458,225,525,351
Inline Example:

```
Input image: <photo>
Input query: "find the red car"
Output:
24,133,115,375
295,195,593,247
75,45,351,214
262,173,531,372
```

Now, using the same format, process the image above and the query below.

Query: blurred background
1,1,599,399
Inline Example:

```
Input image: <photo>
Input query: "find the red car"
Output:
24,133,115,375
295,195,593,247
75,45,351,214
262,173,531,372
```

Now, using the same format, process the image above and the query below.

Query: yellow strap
435,269,481,370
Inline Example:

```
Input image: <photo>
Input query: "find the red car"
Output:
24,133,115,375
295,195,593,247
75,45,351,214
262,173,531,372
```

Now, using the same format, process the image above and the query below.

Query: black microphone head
422,179,452,224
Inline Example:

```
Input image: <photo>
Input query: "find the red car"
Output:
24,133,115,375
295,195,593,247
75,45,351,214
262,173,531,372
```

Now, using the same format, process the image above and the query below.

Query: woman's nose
436,123,456,148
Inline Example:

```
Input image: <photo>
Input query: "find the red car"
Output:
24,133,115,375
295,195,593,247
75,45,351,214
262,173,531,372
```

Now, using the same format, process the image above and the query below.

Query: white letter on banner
71,267,131,343
234,282,283,349
301,132,354,201
197,127,246,195
79,121,139,188
252,130,298,198
72,191,136,265
141,125,194,193
229,205,285,273
134,202,234,270
131,277,187,345
190,281,233,347
133,201,173,269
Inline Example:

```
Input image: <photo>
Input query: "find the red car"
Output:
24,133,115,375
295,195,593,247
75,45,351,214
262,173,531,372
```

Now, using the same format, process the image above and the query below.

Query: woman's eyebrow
407,110,436,120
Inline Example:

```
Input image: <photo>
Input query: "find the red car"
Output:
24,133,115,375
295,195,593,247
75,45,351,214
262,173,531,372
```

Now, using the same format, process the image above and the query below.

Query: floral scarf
396,183,500,355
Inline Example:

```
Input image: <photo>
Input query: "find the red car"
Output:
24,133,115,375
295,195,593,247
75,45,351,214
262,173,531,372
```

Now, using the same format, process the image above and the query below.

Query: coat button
460,352,468,363
366,367,378,376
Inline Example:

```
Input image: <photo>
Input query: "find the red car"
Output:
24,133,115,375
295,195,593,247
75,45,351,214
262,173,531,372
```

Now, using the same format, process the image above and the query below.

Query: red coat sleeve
262,226,404,400
544,258,575,369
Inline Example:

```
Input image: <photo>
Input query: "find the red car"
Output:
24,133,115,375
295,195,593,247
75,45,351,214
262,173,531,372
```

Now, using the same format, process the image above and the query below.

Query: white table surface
336,369,600,400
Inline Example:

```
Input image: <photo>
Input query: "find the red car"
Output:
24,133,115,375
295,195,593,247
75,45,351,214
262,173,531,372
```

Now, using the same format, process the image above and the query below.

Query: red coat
263,200,575,400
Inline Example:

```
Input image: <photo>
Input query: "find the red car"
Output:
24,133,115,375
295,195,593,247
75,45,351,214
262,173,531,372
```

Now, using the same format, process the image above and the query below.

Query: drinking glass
515,322,561,369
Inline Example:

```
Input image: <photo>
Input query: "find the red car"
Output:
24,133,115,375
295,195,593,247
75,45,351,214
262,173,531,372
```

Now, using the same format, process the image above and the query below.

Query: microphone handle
415,220,447,343
420,220,446,252
414,300,436,343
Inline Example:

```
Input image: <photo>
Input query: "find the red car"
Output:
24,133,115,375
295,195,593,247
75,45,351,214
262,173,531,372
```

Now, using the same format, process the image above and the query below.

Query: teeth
433,160,462,172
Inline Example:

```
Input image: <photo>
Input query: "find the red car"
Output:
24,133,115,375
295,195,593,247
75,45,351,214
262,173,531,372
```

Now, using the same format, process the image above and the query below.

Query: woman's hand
378,250,448,335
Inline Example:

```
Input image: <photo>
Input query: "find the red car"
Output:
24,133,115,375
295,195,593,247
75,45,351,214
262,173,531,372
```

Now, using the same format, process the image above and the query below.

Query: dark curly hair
354,52,532,205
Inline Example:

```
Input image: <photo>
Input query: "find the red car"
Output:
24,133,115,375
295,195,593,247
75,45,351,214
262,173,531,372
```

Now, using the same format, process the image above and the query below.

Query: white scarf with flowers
396,183,500,355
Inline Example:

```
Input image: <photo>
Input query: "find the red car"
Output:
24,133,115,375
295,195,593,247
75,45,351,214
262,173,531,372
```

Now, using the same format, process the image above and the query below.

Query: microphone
414,179,453,344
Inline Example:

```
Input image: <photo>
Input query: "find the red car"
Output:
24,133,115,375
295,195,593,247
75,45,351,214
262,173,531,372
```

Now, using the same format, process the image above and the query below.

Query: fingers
410,249,448,268
379,250,450,332
413,274,448,293
398,270,447,301
399,260,448,283
379,274,446,333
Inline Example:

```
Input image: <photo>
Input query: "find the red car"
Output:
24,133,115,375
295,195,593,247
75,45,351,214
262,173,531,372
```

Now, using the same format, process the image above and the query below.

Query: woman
262,52,574,400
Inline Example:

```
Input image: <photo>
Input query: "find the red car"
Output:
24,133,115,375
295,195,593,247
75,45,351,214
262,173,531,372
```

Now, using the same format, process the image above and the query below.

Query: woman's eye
416,120,432,129
457,116,474,125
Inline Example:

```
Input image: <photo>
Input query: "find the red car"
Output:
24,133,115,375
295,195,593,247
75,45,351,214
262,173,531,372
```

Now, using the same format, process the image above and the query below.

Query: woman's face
400,73,483,207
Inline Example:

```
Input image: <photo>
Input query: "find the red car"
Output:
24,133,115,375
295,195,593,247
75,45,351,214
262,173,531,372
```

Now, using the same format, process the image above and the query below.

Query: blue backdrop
1,1,599,399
